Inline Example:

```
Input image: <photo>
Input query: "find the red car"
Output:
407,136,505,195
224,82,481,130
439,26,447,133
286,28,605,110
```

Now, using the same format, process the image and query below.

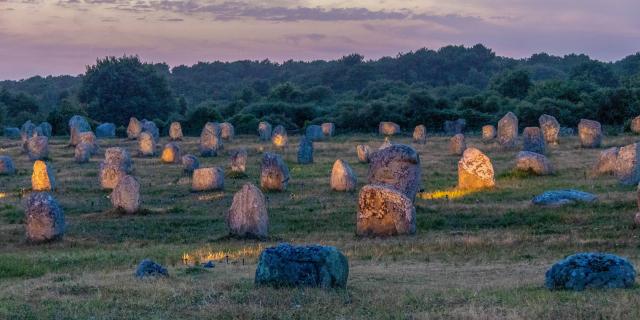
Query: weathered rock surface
181,154,199,173
4,127,20,139
578,119,602,148
260,152,290,191
0,156,15,175
24,192,65,242
498,112,518,149
96,123,116,138
614,143,640,185
221,122,235,140
482,125,496,142
226,183,268,238
199,122,223,157
522,127,545,154
99,162,126,189
516,151,554,175
449,134,466,155
191,167,224,191
111,175,141,213
368,144,421,201
32,160,55,191
138,132,156,157
258,121,272,141
38,122,52,137
169,122,183,141
357,184,416,237
141,120,159,142
104,147,133,173
331,159,357,192
271,125,288,148
306,125,324,141
458,147,495,190
68,115,91,146
255,243,349,288
322,123,335,137
27,136,49,160
545,253,636,291
230,148,248,174
532,190,597,207
594,147,618,176
413,125,427,144
631,116,640,134
127,117,142,140
135,259,168,278
160,143,181,164
378,122,400,136
74,142,93,163
297,137,313,164
79,131,98,154
356,144,371,163
539,114,560,145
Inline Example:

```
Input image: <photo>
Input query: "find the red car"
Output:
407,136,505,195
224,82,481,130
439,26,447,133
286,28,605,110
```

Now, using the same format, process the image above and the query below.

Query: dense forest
2,44,640,136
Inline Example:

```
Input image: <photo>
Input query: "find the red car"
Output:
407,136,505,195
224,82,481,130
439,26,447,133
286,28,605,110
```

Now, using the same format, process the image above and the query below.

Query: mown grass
1,133,640,319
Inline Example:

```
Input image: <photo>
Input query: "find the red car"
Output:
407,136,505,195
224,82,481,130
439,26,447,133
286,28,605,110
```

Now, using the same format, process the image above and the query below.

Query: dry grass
1,132,639,319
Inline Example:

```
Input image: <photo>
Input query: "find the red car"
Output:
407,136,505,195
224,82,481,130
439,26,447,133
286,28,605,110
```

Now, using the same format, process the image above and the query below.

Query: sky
0,0,639,80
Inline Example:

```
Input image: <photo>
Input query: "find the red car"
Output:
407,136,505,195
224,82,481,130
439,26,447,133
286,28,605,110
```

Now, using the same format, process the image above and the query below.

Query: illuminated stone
539,114,560,145
449,133,466,155
356,144,371,163
226,183,268,238
104,147,133,173
260,152,289,191
138,132,156,157
413,125,427,144
220,122,235,140
160,142,181,164
74,142,93,163
199,122,223,157
614,143,640,185
68,115,91,146
331,159,356,192
79,131,98,154
297,137,313,164
27,136,49,160
141,120,159,142
368,144,421,201
594,147,619,176
482,125,496,142
458,147,495,190
181,154,199,173
230,148,247,173
271,125,288,148
258,121,272,141
356,184,415,237
127,117,142,140
24,192,64,243
632,116,640,134
516,151,554,175
111,175,141,213
169,122,183,141
498,112,518,149
522,127,545,154
578,119,602,148
31,160,55,191
378,121,400,136
99,162,125,189
191,167,224,191
322,122,335,137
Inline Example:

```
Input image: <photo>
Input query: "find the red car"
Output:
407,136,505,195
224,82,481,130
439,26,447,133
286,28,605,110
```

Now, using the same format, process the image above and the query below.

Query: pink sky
1,0,639,80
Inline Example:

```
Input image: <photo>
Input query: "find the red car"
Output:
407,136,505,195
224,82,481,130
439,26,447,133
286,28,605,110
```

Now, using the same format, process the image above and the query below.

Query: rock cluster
99,147,133,189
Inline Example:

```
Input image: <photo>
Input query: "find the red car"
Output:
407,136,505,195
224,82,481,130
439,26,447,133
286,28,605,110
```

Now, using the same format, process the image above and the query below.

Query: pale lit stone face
449,133,466,155
515,151,553,175
260,152,289,191
271,125,288,148
539,114,560,145
330,159,357,192
578,119,602,148
221,122,235,140
192,167,225,191
127,117,142,140
226,183,268,238
230,149,248,173
356,145,371,163
413,125,427,144
498,112,518,149
138,132,156,157
458,147,495,190
160,143,181,164
482,125,496,142
356,184,415,237
614,143,640,185
111,175,141,214
368,144,421,201
378,122,400,136
169,122,183,141
31,160,55,191
594,147,619,176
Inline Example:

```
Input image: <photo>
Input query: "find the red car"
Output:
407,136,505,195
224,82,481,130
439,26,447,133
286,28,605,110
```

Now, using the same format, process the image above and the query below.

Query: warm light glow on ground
182,245,265,265
0,192,7,199
419,188,477,200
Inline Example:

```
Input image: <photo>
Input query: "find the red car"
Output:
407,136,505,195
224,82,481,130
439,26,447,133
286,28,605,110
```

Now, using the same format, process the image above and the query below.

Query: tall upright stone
38,122,52,137
458,147,495,190
522,127,545,154
79,131,98,154
27,136,49,160
111,175,141,214
127,117,142,140
96,123,116,138
516,151,554,175
305,125,324,141
141,120,159,143
356,145,371,163
356,184,416,237
297,137,313,164
32,160,55,191
68,115,91,146
0,156,16,175
578,119,602,148
160,142,181,164
413,125,427,144
368,144,421,201
138,132,156,157
220,122,235,140
230,148,248,174
631,116,640,134
615,143,640,185
191,167,224,191
24,192,65,242
271,125,288,148
498,112,518,149
260,152,290,191
322,123,335,137
378,122,400,136
181,154,199,173
4,127,20,139
74,143,93,163
104,147,133,173
539,114,560,145
258,121,272,141
169,122,183,141
226,183,268,239
199,122,223,157
331,159,357,192
449,134,466,155
100,147,132,189
482,125,496,142
594,147,619,176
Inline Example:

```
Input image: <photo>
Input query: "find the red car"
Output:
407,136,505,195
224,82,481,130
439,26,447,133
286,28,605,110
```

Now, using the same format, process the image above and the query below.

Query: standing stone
191,167,224,191
516,151,554,175
68,115,91,146
413,125,427,144
379,137,393,150
578,119,602,148
331,159,357,192
111,175,141,214
169,122,183,141
255,243,349,288
226,183,268,238
38,122,52,137
32,160,55,191
258,121,272,141
24,192,64,242
0,156,16,175
614,143,640,185
378,122,400,136
449,134,466,155
96,123,116,138
181,154,199,173
356,145,371,163
522,127,545,154
594,147,619,176
482,125,496,142
230,148,248,174
297,137,314,164
199,122,223,157
357,184,416,237
27,136,49,160
160,142,181,164
498,112,518,149
141,120,159,142
322,123,335,137
104,147,133,174
138,132,156,157
444,118,466,135
305,125,324,141
260,152,290,191
539,114,560,145
368,144,421,201
271,125,288,148
458,147,495,190
4,127,20,139
99,163,125,189
21,121,37,152
74,143,93,163
79,131,98,154
631,116,640,134
127,117,142,140
220,122,235,140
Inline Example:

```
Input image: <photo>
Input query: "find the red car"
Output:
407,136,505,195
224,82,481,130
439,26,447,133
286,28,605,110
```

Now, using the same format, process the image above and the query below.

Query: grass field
1,132,639,319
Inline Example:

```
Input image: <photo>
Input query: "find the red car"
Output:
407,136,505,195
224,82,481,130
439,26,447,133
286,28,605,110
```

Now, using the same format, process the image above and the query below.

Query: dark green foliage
183,101,223,135
491,70,532,99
